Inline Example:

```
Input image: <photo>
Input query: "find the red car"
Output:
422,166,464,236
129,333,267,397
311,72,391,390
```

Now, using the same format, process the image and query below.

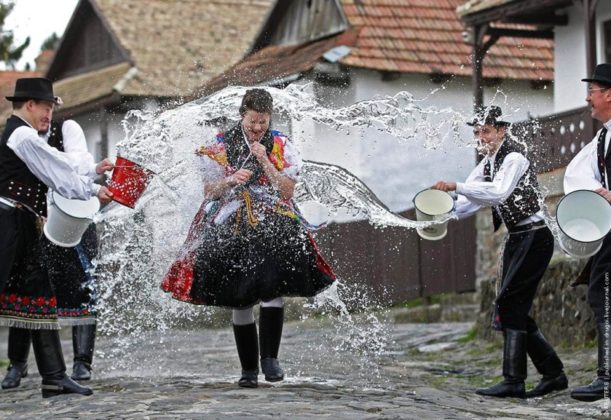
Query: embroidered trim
0,293,57,315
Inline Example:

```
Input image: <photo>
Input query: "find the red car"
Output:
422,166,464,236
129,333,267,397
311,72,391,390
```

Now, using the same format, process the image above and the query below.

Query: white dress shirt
564,120,611,193
54,120,98,179
454,143,544,225
5,116,98,200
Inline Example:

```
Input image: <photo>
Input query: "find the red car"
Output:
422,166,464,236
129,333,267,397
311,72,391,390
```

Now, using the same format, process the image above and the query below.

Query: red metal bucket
108,156,154,208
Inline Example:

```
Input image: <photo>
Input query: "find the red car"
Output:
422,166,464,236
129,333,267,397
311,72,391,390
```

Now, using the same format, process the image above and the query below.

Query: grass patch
401,297,423,309
458,327,478,343
399,294,443,309
0,359,8,369
585,337,597,348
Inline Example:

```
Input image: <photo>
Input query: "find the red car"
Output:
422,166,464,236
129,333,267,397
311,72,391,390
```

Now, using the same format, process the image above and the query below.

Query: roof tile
200,0,552,94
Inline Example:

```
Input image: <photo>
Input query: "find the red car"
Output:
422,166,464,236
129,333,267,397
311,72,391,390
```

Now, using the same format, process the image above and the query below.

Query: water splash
90,85,475,374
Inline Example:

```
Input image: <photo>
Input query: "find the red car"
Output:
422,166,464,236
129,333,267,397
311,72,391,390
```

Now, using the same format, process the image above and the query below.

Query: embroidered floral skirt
162,201,336,308
44,224,98,326
0,207,59,330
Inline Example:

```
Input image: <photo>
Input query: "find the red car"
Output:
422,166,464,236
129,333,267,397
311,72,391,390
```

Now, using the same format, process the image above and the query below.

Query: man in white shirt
0,78,112,398
565,63,611,402
2,117,108,390
432,106,566,398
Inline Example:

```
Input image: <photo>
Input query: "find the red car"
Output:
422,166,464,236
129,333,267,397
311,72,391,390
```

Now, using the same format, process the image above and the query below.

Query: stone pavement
0,319,609,419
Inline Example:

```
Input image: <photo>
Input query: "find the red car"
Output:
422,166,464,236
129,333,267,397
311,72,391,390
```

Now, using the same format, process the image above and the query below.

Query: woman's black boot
233,323,259,388
259,307,285,382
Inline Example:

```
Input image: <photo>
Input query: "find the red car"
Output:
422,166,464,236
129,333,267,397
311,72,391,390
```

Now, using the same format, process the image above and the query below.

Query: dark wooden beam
471,25,500,112
505,14,569,26
461,0,572,26
488,27,554,40
584,0,597,78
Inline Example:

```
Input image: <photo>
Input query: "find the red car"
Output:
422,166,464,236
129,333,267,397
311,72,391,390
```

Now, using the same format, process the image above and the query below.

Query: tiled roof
0,70,42,121
199,29,359,96
88,0,273,97
456,0,515,17
199,0,552,94
53,62,134,111
340,0,552,80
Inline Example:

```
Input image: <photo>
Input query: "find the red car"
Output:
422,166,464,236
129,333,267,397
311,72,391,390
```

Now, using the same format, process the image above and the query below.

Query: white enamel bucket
43,191,100,247
413,189,455,241
556,189,611,258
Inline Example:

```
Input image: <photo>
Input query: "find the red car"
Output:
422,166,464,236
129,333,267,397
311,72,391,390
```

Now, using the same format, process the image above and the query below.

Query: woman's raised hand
250,142,268,162
229,169,253,186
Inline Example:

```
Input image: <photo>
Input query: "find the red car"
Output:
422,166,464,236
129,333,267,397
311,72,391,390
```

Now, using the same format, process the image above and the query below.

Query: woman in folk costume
162,88,335,387
45,119,101,381
2,118,102,390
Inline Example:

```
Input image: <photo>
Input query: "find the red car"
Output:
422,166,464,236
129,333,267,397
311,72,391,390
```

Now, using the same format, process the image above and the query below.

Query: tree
0,1,29,69
40,32,59,52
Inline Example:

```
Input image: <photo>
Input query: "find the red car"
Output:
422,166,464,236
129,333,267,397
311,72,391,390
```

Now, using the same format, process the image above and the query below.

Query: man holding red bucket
0,77,112,398
2,116,111,390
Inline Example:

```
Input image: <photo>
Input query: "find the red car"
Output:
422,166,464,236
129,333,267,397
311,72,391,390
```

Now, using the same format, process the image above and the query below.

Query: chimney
35,49,55,74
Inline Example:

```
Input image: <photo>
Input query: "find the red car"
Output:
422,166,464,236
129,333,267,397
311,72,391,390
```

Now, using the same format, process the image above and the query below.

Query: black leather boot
1,327,31,389
259,307,285,382
525,328,568,398
476,329,527,398
31,329,93,398
71,324,96,381
233,323,259,388
571,322,611,402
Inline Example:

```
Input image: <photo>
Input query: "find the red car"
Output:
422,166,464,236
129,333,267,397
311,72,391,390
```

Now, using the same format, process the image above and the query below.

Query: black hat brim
466,120,511,127
581,77,611,87
5,94,58,103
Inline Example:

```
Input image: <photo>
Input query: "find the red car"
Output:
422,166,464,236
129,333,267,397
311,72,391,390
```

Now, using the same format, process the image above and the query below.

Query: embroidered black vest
597,127,610,188
483,140,541,231
47,120,65,152
224,124,274,186
0,115,48,216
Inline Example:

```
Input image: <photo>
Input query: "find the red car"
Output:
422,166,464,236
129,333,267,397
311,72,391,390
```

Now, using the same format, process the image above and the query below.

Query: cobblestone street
0,319,609,419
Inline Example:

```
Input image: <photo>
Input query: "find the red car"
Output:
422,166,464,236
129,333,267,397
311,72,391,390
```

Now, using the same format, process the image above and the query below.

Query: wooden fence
313,209,476,305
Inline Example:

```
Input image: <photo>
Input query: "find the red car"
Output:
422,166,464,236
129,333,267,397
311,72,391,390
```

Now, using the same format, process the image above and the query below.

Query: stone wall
476,256,594,347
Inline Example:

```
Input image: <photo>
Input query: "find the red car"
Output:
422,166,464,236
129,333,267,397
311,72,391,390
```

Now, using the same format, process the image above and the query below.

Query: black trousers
587,233,611,324
494,227,554,331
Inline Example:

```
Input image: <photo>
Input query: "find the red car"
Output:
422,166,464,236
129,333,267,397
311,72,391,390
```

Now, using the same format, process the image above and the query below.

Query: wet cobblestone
0,321,609,419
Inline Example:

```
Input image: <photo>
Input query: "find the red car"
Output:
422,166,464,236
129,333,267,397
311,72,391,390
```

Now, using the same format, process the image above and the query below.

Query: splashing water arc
92,84,549,378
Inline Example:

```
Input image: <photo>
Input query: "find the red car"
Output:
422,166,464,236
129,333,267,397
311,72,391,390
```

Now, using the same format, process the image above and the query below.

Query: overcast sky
3,0,78,70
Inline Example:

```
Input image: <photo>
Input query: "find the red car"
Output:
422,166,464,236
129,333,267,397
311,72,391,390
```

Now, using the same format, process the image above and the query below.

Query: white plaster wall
292,68,553,215
554,3,587,113
554,1,611,113
73,113,103,161
72,98,162,162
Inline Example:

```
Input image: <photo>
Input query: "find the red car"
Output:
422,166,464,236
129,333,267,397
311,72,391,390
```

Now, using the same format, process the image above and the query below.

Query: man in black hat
565,63,611,401
431,105,567,398
0,77,113,398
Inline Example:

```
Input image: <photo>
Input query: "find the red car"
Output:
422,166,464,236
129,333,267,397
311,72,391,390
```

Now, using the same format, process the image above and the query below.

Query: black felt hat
6,77,59,103
581,63,611,87
467,105,510,127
